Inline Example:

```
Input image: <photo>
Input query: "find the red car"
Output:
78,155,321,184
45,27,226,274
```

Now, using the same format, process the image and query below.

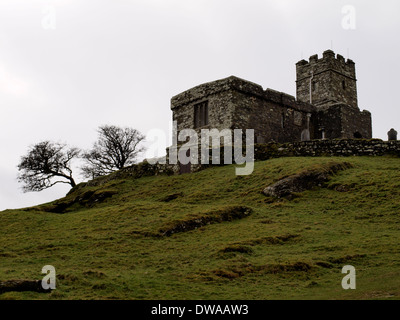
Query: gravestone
388,128,397,141
301,129,310,141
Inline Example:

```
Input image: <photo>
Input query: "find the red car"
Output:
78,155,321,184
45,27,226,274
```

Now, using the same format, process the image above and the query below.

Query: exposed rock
40,189,117,213
160,192,184,202
263,162,353,199
159,206,252,237
0,279,51,294
211,261,313,280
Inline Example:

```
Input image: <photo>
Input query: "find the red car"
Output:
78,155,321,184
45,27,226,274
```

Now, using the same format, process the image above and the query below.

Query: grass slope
1,156,400,300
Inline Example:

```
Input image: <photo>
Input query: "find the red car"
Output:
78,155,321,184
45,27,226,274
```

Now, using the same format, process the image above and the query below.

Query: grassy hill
1,156,400,300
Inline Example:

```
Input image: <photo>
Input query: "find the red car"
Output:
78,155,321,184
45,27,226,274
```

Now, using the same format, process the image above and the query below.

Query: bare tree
17,141,79,192
81,125,145,179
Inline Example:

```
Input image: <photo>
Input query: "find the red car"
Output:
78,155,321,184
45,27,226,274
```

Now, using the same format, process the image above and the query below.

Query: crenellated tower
295,50,371,139
296,49,358,109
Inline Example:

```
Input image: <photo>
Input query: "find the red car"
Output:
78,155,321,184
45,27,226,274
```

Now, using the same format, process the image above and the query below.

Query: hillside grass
0,156,400,300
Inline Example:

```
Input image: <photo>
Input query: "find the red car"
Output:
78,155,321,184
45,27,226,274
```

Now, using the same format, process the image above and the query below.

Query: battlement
296,50,356,82
296,50,358,109
296,50,355,69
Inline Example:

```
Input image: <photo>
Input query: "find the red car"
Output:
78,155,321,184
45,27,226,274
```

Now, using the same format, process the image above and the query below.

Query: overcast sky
0,0,399,210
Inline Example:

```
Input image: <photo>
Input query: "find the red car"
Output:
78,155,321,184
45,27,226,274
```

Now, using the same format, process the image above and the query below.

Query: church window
194,101,208,128
312,81,316,91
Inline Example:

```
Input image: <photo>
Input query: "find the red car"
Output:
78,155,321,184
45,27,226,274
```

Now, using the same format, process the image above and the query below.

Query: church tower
296,49,358,109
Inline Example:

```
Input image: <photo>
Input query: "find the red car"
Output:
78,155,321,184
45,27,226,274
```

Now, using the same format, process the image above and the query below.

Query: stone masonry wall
339,105,372,139
171,76,262,141
232,90,314,143
172,76,316,144
315,104,372,139
315,105,343,139
172,90,234,137
254,139,400,159
296,50,358,109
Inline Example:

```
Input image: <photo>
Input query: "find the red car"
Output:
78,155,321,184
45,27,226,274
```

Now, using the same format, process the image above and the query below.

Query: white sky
1,0,399,210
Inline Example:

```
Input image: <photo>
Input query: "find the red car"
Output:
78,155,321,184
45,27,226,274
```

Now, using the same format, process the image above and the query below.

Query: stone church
170,49,372,144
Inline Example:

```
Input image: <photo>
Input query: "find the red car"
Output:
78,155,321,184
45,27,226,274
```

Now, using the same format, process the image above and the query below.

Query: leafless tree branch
81,125,145,179
17,141,79,192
